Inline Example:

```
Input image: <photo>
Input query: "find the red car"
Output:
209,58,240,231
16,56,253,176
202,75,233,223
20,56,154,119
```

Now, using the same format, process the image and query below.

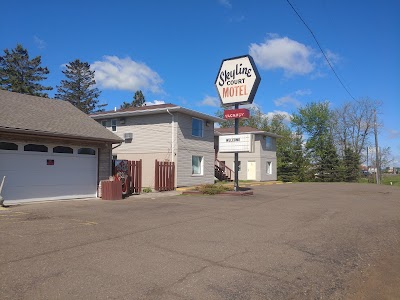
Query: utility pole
374,109,380,184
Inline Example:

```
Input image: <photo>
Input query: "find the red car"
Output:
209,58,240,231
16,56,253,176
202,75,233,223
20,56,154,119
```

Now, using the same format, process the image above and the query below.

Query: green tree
132,90,146,107
120,90,146,109
55,59,105,114
215,106,268,128
292,101,341,182
342,146,360,182
0,44,52,97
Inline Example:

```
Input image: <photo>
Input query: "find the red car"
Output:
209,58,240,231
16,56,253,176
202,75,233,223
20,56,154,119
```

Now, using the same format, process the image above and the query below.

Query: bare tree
332,98,381,161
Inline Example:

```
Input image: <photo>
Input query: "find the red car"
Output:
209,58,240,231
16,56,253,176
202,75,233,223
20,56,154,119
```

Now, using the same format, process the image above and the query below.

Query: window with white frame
101,120,107,127
192,118,203,137
111,119,117,132
266,161,272,174
192,156,203,175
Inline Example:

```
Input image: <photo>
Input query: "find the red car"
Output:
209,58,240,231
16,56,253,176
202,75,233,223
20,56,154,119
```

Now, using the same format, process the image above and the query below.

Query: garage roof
0,90,123,143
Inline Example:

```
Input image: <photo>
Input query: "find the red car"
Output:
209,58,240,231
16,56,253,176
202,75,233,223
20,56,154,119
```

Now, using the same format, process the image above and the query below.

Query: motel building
214,126,280,182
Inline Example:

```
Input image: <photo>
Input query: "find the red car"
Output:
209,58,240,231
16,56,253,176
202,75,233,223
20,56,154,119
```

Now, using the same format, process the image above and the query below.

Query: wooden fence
128,160,142,194
155,160,175,191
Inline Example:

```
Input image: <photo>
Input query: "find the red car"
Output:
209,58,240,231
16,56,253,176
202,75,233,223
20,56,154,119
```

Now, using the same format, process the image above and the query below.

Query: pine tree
0,44,52,97
119,90,146,109
343,146,360,182
132,90,145,107
55,59,105,114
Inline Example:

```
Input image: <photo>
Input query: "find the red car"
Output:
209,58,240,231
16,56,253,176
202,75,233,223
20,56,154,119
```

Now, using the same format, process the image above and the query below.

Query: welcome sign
219,134,254,153
215,55,261,106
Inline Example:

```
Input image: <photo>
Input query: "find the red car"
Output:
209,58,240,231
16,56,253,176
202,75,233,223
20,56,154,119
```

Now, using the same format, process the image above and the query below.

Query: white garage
0,142,98,202
0,90,123,204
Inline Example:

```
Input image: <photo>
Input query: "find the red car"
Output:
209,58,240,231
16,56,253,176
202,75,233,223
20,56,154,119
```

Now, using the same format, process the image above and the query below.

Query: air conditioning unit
124,133,133,140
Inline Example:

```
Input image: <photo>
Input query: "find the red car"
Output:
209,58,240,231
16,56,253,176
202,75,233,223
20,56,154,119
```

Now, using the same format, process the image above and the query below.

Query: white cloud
199,95,220,107
324,50,341,67
249,36,314,76
265,110,292,123
388,129,400,139
91,56,164,93
294,89,312,96
274,96,301,108
146,100,165,106
218,0,232,8
33,35,46,49
274,89,311,108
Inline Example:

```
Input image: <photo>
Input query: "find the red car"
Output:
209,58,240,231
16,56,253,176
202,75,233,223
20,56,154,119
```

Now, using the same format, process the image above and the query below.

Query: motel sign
215,55,261,106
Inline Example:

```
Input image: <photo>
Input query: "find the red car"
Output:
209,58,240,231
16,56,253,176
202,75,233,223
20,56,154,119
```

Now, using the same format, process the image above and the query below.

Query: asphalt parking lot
1,183,399,300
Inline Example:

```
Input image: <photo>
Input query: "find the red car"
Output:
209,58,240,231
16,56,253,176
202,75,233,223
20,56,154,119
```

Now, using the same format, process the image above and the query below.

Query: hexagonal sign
215,55,261,106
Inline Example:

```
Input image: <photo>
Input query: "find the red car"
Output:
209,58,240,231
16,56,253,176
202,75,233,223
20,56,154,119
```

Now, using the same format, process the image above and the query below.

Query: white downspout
166,109,174,163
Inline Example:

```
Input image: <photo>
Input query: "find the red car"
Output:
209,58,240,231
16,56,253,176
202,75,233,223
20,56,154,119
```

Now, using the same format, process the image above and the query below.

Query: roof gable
0,90,122,143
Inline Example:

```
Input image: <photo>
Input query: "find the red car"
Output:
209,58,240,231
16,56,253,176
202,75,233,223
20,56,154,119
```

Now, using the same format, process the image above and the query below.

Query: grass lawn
382,174,400,186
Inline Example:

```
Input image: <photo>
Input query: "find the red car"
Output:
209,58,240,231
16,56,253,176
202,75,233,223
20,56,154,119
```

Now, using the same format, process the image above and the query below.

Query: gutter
166,109,175,163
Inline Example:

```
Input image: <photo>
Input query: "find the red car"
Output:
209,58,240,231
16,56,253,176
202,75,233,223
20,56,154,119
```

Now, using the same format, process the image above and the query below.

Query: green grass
381,174,400,186
358,174,400,186
195,183,234,195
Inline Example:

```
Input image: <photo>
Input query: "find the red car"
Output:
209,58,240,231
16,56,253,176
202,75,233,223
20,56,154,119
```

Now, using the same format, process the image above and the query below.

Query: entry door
247,161,256,180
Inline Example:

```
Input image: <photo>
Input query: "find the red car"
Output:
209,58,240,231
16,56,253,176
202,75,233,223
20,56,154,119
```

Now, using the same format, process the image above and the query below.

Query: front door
247,161,256,180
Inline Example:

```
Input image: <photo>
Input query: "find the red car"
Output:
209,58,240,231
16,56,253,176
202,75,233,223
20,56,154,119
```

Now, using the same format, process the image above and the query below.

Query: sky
1,0,399,165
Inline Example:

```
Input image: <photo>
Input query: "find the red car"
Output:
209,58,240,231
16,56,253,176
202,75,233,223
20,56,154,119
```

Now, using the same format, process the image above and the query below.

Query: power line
286,0,356,101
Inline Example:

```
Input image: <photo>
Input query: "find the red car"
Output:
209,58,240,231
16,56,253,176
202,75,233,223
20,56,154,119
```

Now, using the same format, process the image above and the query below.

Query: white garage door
0,141,98,202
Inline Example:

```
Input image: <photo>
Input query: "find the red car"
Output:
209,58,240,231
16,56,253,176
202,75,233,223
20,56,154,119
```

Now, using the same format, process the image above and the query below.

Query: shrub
196,183,233,195
142,187,152,193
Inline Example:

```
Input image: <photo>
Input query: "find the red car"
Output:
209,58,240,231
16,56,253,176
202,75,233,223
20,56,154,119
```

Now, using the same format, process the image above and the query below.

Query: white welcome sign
219,134,254,153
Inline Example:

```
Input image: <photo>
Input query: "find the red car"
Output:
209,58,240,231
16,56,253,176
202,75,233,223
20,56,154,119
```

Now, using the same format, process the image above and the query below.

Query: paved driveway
1,183,399,299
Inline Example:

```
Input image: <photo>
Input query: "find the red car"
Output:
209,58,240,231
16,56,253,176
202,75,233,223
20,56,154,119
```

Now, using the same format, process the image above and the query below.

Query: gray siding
216,134,277,181
98,112,216,188
176,113,215,187
104,114,174,155
99,113,175,188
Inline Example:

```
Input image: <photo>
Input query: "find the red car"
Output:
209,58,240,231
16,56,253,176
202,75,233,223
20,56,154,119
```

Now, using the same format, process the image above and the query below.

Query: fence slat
154,160,175,191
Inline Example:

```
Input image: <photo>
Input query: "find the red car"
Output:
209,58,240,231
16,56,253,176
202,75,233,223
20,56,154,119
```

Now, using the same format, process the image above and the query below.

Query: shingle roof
91,103,224,123
91,103,178,115
0,90,123,143
215,126,282,138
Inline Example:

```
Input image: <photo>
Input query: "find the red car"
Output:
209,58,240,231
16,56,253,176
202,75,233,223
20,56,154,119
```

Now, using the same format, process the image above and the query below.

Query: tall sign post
215,55,261,191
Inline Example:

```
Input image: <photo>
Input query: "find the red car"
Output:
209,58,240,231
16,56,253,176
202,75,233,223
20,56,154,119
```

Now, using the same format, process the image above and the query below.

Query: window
101,120,107,127
0,142,18,151
192,118,203,137
111,119,117,132
192,156,203,175
265,137,273,150
53,146,73,154
24,144,48,152
266,161,272,174
78,148,96,155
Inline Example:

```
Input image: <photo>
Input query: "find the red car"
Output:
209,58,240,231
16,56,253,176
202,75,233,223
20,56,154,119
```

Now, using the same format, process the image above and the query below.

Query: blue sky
1,0,399,164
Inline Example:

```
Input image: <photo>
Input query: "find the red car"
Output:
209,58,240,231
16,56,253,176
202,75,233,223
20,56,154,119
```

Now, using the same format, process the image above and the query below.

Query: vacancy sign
215,55,261,106
219,134,254,153
224,108,250,119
